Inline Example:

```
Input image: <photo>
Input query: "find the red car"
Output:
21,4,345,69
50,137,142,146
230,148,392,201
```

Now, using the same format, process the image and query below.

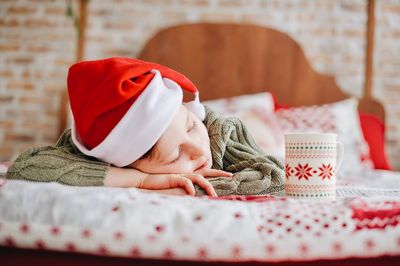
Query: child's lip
195,159,209,171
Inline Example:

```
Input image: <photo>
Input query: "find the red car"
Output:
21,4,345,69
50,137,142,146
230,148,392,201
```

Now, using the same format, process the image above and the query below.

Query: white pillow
204,95,373,177
203,92,275,115
275,98,373,177
203,93,285,158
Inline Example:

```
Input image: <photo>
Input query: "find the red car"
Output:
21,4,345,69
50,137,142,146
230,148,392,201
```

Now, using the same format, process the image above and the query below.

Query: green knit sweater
6,107,285,196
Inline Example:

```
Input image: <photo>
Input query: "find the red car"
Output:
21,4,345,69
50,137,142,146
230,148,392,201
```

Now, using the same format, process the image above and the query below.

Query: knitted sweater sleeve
5,130,109,186
200,106,285,196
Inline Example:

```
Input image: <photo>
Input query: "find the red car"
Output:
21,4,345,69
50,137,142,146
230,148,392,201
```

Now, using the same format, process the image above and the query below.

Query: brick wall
0,0,399,169
374,0,400,169
0,0,76,158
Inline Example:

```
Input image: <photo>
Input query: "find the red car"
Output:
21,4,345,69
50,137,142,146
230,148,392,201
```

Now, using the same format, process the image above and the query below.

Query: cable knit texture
6,107,285,196
5,131,109,186
196,107,285,196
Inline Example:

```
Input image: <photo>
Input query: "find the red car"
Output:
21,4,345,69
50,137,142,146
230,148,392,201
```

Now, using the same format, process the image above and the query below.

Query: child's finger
188,174,217,197
170,175,196,196
213,169,233,177
199,169,233,178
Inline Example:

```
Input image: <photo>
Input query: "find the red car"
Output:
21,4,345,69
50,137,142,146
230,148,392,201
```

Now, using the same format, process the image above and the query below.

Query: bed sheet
0,164,399,263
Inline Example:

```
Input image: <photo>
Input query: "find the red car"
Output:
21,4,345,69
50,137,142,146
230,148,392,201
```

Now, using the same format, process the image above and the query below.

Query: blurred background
0,0,399,169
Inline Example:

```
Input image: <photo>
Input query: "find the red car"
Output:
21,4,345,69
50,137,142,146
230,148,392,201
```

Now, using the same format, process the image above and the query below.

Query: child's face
132,105,212,174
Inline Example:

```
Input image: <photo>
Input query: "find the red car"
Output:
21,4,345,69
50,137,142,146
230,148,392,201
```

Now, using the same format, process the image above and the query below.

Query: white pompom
184,100,206,121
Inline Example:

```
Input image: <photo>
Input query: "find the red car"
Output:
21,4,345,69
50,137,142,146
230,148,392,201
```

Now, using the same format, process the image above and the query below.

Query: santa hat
68,57,205,167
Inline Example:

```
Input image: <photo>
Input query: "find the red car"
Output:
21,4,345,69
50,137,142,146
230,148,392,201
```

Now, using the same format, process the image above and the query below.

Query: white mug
284,133,344,199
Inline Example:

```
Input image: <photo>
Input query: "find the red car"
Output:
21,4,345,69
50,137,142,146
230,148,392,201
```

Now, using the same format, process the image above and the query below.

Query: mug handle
336,141,344,172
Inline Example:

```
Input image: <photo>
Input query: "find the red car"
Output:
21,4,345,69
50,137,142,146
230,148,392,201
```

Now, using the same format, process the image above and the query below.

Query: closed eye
188,120,196,132
169,147,181,164
169,115,196,164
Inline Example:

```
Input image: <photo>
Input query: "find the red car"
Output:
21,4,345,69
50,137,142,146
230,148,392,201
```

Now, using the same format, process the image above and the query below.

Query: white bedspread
0,166,399,263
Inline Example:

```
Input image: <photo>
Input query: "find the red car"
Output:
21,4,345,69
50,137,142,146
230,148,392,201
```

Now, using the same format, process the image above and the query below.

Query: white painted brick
0,0,399,169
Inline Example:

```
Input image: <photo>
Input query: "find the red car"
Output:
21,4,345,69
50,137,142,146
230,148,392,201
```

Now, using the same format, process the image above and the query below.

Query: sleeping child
6,58,285,197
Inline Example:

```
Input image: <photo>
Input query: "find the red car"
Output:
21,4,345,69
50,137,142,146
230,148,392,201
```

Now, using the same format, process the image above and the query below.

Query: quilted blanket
0,162,399,263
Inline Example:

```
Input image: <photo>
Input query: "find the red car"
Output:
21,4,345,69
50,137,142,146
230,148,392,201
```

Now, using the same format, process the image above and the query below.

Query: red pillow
274,102,392,170
359,113,392,170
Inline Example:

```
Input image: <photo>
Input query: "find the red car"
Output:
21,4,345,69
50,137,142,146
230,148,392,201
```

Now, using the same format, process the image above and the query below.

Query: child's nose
188,142,204,160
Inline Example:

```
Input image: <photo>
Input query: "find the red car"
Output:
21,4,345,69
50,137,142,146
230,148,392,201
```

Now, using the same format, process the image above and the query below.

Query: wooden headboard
59,22,385,135
138,23,385,121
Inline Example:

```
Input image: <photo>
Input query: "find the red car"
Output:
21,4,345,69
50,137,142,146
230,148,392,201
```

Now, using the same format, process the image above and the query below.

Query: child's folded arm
104,167,147,188
5,145,109,186
5,129,109,186
105,170,218,197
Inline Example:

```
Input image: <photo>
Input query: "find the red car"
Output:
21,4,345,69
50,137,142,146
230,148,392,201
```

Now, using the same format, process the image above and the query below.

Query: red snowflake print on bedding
97,244,109,255
4,236,15,246
130,246,141,257
19,223,30,234
155,224,165,233
232,245,242,258
35,239,46,249
294,163,313,180
114,231,124,240
163,248,175,258
81,228,91,238
265,244,276,255
332,242,342,254
50,226,60,236
65,242,77,252
197,247,208,259
351,200,400,231
209,195,282,202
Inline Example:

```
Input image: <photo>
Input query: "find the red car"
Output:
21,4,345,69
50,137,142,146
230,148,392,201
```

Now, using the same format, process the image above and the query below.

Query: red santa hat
68,57,205,167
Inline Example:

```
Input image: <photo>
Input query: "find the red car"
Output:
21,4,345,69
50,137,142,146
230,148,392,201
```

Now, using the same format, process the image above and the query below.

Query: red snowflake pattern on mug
285,164,293,179
295,163,313,180
318,164,333,180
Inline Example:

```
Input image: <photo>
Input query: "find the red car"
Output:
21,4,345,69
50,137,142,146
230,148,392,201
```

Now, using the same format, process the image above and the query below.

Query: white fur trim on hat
184,91,205,121
71,70,204,167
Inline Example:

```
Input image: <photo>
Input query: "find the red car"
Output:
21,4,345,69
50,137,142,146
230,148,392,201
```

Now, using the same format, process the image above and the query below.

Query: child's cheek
163,160,191,174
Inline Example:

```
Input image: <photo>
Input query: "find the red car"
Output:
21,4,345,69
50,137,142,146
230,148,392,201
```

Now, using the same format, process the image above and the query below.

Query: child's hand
194,168,233,179
138,173,218,197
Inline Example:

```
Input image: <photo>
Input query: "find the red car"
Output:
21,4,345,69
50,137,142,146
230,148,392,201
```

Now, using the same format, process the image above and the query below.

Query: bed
1,23,399,265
